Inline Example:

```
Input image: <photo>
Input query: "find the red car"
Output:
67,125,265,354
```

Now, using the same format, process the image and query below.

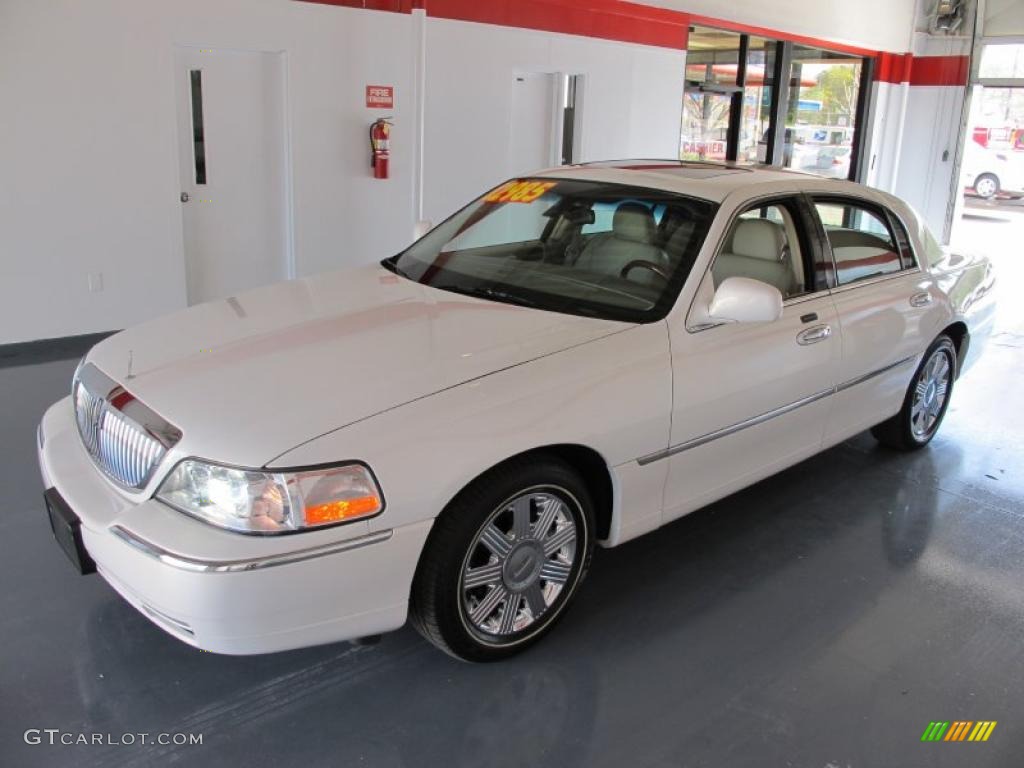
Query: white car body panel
38,163,997,654
85,263,627,473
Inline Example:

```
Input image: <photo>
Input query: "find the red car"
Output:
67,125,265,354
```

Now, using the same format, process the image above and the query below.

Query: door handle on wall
909,291,932,307
797,325,832,346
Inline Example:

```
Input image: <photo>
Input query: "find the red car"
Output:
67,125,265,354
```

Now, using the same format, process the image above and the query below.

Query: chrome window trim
828,266,923,296
637,354,917,465
109,525,393,573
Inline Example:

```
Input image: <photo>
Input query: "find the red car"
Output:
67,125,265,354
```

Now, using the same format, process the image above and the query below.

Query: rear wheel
871,335,956,450
410,457,595,661
974,173,1000,199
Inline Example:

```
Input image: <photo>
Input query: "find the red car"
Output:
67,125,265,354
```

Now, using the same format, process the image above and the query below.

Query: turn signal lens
304,495,381,526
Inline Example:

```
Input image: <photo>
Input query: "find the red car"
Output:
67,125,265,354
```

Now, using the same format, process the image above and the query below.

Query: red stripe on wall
298,1,908,60
299,0,408,12
874,51,912,83
425,0,689,49
874,53,968,86
298,0,688,48
909,55,969,86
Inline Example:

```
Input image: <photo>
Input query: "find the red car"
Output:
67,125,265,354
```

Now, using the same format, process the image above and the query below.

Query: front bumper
38,397,432,654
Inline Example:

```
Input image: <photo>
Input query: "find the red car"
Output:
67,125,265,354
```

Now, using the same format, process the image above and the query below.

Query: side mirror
413,219,433,240
708,276,783,324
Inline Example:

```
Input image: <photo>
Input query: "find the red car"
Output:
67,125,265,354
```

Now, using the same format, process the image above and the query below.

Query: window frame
807,194,919,290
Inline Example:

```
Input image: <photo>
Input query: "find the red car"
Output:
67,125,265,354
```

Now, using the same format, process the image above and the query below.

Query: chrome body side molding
638,355,917,465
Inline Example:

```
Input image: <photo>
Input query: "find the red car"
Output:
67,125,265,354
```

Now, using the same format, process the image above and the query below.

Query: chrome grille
73,363,181,490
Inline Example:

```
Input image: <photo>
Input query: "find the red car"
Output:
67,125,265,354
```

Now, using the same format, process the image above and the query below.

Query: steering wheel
620,260,670,282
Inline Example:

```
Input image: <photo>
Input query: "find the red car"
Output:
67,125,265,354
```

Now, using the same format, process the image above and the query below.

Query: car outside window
814,200,904,286
385,178,717,323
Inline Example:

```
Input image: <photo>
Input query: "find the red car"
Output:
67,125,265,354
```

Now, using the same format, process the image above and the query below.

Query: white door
174,46,289,305
508,73,556,174
810,197,935,444
661,197,842,520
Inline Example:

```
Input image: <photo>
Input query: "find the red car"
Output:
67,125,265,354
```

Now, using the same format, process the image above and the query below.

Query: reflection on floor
2,215,1022,767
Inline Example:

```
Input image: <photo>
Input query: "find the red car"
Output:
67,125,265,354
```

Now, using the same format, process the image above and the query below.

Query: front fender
269,322,673,547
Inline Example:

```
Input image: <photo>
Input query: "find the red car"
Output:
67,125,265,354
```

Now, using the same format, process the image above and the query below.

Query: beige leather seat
712,219,796,296
575,203,668,285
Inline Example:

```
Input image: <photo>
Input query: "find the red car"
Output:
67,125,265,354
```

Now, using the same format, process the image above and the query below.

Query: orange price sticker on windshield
484,180,556,204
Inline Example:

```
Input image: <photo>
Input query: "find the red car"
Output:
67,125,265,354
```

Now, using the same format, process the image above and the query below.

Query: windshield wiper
440,285,540,309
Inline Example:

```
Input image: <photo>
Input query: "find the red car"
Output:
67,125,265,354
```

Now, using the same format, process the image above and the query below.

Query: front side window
814,199,903,286
385,179,717,323
712,200,810,300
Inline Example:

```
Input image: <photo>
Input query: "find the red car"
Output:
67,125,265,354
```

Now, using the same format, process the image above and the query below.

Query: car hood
87,265,628,467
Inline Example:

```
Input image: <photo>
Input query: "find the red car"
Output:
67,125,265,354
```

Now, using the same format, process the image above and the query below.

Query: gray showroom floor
2,207,1023,768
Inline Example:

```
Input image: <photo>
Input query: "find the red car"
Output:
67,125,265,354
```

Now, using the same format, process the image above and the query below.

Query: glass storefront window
781,47,862,179
681,91,731,161
741,37,775,164
679,28,867,179
979,44,1024,79
681,26,742,161
684,27,743,85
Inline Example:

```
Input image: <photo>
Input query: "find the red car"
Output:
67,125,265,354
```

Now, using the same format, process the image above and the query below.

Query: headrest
732,219,785,262
613,202,656,244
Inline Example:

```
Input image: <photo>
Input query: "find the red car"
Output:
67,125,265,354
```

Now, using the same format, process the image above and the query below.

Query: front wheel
410,457,595,661
871,335,956,450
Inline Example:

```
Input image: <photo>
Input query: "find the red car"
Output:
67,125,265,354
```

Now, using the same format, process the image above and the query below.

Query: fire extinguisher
369,117,392,179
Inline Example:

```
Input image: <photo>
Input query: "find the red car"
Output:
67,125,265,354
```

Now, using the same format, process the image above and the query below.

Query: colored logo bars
921,721,997,742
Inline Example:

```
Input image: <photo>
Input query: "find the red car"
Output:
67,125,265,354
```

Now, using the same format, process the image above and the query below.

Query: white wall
646,0,917,54
1,1,687,344
1,0,416,345
422,18,685,222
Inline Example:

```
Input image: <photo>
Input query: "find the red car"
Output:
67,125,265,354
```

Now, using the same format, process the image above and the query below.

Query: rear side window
814,200,903,286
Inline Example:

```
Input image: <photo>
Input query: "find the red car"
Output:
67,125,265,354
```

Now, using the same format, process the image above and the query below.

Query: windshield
383,178,717,323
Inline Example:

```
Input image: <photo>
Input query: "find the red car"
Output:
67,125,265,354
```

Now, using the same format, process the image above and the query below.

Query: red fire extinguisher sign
366,85,394,109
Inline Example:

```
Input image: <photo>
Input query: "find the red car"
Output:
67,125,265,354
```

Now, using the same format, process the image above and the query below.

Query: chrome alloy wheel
910,347,952,439
460,489,578,639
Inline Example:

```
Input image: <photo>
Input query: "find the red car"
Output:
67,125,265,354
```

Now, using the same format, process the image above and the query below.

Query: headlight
156,459,383,534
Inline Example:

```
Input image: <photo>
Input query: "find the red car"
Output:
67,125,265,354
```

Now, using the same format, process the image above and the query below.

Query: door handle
797,324,832,346
180,192,190,203
909,291,932,307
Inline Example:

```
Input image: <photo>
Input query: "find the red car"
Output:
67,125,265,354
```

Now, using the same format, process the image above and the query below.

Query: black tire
974,173,1000,199
871,335,956,451
410,455,595,662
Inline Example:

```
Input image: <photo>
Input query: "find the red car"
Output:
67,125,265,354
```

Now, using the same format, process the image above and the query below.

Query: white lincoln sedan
38,162,996,661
